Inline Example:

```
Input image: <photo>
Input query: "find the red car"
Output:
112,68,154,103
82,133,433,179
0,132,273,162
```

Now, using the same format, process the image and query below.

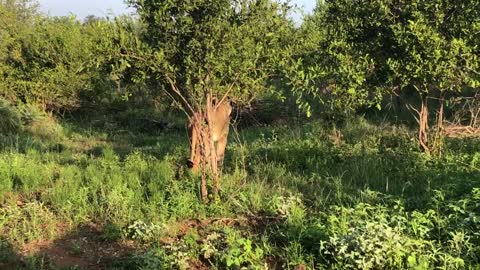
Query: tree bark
205,94,219,197
432,91,445,156
190,94,221,201
196,113,209,202
418,94,429,153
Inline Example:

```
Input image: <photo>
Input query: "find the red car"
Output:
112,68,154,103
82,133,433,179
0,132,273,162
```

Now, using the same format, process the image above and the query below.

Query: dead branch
216,73,241,110
164,75,196,116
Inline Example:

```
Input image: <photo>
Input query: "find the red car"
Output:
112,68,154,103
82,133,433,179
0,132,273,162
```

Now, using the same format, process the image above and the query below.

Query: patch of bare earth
158,216,283,269
10,216,281,270
160,215,281,243
19,224,140,270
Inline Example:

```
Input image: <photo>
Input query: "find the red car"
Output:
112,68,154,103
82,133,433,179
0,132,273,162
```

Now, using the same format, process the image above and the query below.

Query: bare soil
17,224,139,270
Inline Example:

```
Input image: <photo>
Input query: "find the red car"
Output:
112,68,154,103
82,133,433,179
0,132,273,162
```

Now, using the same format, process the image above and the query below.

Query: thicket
0,0,479,268
1,0,478,149
280,0,479,153
0,0,149,114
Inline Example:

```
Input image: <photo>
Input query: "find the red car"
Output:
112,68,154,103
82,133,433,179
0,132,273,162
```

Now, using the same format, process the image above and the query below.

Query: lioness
187,99,232,172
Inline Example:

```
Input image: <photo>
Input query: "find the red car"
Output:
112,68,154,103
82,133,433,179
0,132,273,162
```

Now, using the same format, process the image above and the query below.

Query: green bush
317,198,476,269
0,99,21,134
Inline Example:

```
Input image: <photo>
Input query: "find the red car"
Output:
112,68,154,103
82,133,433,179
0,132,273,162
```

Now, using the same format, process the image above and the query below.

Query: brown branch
406,103,421,123
120,51,198,118
164,75,196,116
392,85,425,124
163,87,192,121
216,73,241,110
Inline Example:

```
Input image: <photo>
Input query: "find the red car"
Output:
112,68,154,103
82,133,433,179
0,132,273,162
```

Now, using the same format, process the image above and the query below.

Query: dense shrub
0,99,21,134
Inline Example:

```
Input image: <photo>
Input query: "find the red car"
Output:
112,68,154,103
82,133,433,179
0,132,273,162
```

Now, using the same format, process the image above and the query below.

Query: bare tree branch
216,73,241,110
164,75,196,116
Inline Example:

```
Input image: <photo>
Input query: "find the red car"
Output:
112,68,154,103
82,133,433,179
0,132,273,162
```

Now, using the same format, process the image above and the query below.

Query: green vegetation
282,0,479,152
0,0,479,269
0,114,479,269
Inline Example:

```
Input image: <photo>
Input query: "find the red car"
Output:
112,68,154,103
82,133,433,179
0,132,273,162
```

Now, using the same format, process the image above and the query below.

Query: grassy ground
0,110,479,269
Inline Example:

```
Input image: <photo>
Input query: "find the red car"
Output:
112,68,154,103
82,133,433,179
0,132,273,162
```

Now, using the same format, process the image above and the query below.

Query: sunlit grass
0,114,479,269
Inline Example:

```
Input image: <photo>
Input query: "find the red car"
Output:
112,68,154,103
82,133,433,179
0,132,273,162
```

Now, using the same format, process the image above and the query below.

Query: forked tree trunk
192,94,220,201
418,95,430,153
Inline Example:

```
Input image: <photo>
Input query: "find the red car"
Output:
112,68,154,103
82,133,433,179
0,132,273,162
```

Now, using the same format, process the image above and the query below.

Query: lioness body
187,100,232,171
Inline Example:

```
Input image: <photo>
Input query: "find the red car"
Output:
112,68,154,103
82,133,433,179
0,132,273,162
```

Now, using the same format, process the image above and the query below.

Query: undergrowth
0,113,479,269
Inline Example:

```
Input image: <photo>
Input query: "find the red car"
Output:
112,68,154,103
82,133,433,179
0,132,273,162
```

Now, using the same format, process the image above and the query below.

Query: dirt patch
19,224,140,270
11,216,282,270
159,216,272,243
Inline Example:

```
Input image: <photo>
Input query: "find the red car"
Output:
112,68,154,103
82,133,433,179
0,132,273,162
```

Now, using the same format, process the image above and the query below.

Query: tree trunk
190,94,220,201
432,92,445,156
418,95,429,153
205,94,219,197
470,92,480,128
195,112,209,202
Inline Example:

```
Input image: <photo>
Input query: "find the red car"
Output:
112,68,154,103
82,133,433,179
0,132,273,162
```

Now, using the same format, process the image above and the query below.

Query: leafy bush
0,99,22,134
318,198,477,269
222,234,265,269
125,220,163,243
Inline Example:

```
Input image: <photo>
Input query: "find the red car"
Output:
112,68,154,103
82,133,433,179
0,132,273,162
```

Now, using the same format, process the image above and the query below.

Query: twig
406,104,421,123
164,75,196,116
216,73,241,110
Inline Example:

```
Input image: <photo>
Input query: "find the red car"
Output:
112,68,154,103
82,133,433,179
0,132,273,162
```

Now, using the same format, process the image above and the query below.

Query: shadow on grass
62,110,190,161
0,224,143,270
0,236,20,270
246,134,480,210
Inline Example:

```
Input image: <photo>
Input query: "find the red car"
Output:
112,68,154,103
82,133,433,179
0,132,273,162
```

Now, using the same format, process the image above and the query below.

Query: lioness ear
226,99,233,116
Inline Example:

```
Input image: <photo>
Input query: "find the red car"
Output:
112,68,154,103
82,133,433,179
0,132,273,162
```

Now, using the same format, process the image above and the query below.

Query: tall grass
0,115,479,269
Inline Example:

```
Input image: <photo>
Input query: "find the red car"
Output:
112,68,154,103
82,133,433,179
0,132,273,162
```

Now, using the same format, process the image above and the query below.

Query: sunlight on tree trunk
432,92,445,156
189,94,223,201
418,95,429,153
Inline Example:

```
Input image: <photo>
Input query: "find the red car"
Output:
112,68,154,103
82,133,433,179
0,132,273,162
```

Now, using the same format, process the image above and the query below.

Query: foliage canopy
124,0,294,112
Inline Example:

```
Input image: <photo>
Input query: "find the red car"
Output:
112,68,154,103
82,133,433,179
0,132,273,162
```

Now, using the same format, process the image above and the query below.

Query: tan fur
187,100,232,171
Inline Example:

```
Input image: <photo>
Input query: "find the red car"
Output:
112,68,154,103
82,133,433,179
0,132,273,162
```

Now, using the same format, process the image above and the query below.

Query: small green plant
268,192,306,228
224,237,265,269
71,241,82,255
218,229,266,269
102,223,123,241
201,232,222,262
125,220,163,243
